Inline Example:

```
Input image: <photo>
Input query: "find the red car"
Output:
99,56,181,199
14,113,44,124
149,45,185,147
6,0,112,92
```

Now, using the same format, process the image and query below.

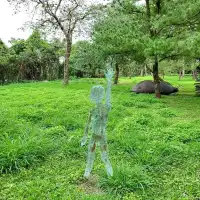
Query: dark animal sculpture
132,80,178,95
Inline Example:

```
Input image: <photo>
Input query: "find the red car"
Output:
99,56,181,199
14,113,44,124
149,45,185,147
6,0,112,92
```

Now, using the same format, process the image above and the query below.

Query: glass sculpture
81,68,114,178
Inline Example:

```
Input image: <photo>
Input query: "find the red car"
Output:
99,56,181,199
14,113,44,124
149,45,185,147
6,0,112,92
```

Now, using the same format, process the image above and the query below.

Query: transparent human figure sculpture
81,68,114,178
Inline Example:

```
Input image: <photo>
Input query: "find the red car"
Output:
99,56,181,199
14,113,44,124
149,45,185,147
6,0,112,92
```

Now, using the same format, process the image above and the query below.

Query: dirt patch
78,175,105,195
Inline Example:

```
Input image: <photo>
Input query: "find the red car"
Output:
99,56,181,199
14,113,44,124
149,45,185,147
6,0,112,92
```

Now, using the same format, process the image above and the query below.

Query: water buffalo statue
132,80,178,95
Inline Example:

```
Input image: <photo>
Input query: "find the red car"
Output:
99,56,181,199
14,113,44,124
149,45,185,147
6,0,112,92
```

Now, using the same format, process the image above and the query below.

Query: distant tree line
0,31,107,85
0,30,66,84
1,31,199,85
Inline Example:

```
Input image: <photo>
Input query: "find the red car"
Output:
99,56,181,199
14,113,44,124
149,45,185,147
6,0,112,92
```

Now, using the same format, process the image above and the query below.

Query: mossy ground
0,76,200,200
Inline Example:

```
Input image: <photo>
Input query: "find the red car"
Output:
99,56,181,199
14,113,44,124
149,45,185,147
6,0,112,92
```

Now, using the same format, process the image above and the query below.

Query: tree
110,54,136,84
70,40,136,83
93,0,200,97
8,0,102,85
9,39,27,81
0,40,10,84
70,40,105,78
8,31,62,82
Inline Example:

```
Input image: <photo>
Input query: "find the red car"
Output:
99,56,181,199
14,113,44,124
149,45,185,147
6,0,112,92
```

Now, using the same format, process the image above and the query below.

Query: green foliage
1,76,200,199
70,40,105,77
0,40,9,65
0,31,64,84
92,0,200,77
94,12,146,56
0,40,10,84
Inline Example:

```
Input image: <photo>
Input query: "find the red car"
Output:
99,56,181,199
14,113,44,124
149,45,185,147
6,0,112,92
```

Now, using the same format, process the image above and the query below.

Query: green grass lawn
0,76,200,200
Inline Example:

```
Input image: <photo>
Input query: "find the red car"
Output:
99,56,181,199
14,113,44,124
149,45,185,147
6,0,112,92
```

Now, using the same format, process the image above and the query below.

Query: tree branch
169,11,200,27
115,0,144,14
38,0,68,38
55,0,63,15
159,54,181,62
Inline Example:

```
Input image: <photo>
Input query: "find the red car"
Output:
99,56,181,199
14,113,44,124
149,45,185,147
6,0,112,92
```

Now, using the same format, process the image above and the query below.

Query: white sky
0,0,32,45
0,0,109,45
0,0,144,46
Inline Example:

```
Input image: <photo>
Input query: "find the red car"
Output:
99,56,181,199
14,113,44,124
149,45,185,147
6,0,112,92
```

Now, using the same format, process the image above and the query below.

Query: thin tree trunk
179,70,183,81
40,66,44,80
63,38,72,85
162,71,165,79
17,68,20,81
129,72,132,79
47,65,50,81
140,68,144,76
193,70,198,81
182,69,185,77
0,71,5,85
56,64,59,79
17,63,25,81
129,67,133,79
114,63,119,84
145,65,147,76
145,0,162,97
153,56,161,98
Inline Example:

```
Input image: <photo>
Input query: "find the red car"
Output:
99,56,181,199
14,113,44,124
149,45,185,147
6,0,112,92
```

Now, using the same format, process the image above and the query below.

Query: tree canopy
0,31,64,84
2,0,200,91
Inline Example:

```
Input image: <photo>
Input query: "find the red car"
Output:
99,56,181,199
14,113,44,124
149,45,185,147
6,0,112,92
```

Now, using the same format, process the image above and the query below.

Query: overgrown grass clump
1,76,200,199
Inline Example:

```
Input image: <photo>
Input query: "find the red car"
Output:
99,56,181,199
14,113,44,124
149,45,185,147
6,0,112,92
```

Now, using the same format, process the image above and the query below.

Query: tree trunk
129,67,133,79
129,72,132,79
40,66,44,80
114,63,119,84
153,56,161,98
0,70,5,85
162,71,165,79
193,70,198,81
56,64,59,80
182,69,185,77
47,65,50,81
179,70,183,81
144,65,148,76
140,68,144,76
17,63,25,81
63,38,72,85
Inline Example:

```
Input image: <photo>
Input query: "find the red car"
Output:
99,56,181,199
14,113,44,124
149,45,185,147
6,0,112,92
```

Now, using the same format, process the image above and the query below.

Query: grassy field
0,76,200,200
